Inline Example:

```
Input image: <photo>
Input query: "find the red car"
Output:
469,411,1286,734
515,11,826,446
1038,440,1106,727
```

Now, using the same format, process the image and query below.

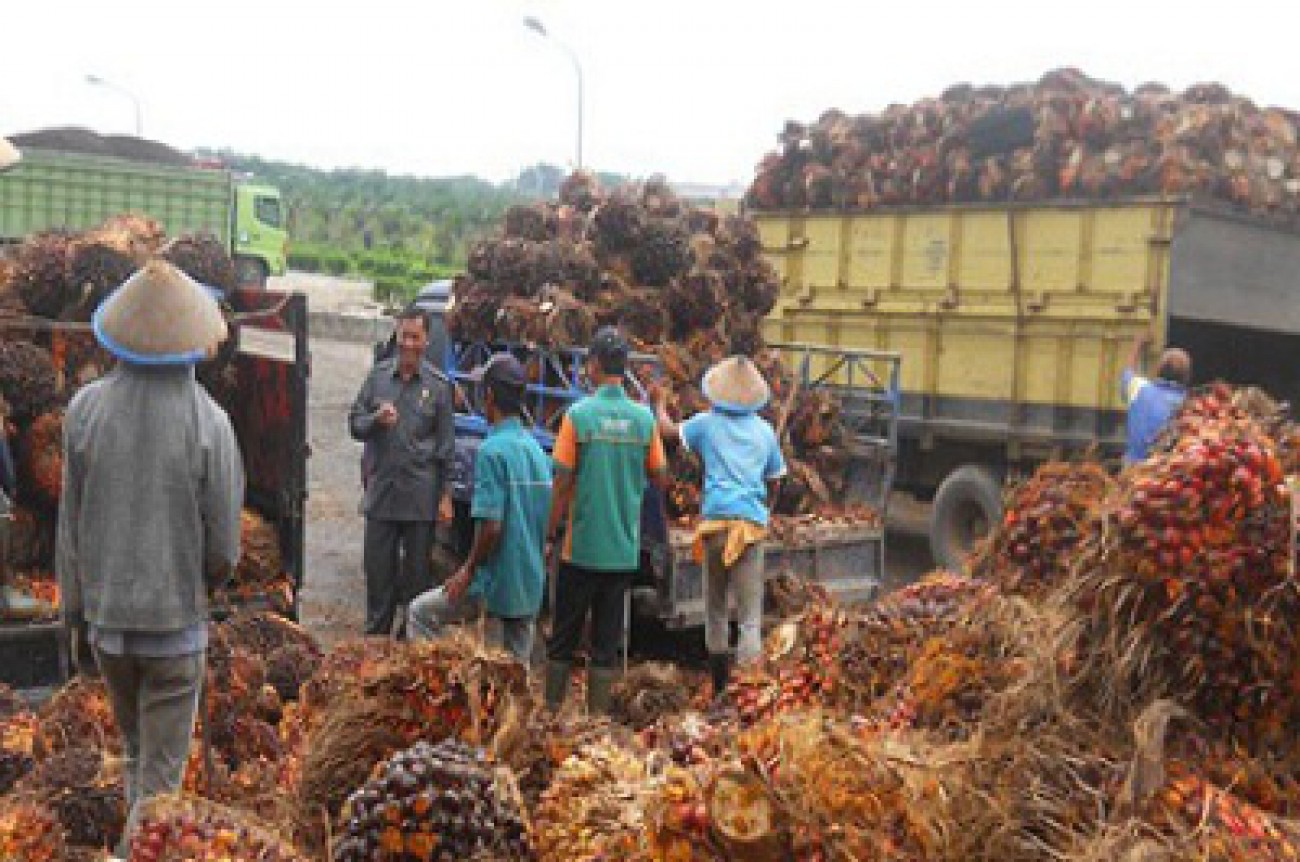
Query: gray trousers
407,586,536,665
702,536,765,663
94,648,204,853
363,518,435,636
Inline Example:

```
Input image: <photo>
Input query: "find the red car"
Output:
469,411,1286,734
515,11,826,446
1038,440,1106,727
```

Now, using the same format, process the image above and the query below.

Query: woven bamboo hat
702,355,771,414
0,138,20,172
93,259,227,364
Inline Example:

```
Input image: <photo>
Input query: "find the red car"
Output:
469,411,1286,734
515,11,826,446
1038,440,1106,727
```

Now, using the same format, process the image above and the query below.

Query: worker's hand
445,566,472,604
437,495,454,524
648,381,669,409
376,402,399,428
544,537,561,575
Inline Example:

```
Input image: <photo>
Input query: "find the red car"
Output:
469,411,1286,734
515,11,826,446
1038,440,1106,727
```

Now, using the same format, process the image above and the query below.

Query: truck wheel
929,465,1003,573
235,257,268,289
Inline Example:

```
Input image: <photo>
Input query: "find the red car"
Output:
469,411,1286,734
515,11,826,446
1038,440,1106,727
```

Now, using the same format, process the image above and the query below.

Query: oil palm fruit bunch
161,233,239,297
666,270,726,340
532,741,646,862
445,282,500,343
0,340,59,423
0,800,66,862
488,238,541,295
631,218,692,286
1146,765,1300,861
558,170,600,212
19,410,63,508
266,642,323,702
237,508,283,588
64,237,135,320
977,462,1113,595
19,745,126,850
129,795,309,862
504,202,557,242
592,193,644,256
10,230,73,318
333,739,532,861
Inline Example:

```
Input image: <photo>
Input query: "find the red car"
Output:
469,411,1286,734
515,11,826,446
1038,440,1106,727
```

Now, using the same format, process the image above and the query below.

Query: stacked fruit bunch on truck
447,174,877,524
0,215,291,619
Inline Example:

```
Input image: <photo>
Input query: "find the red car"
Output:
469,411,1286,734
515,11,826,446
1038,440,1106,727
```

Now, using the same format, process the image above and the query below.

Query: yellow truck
755,199,1300,569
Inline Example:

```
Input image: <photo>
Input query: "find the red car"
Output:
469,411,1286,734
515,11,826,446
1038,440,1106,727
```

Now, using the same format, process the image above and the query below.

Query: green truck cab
0,147,287,286
232,180,288,284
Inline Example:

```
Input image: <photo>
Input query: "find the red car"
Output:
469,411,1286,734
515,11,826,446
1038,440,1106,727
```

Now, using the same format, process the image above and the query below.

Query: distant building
671,181,746,204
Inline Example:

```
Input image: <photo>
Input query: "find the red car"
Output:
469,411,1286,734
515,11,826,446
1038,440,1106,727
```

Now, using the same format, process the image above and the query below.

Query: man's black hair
488,379,525,416
395,306,429,330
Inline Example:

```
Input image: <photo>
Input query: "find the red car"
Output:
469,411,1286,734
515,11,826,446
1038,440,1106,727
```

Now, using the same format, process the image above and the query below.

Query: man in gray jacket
350,308,455,636
57,259,244,852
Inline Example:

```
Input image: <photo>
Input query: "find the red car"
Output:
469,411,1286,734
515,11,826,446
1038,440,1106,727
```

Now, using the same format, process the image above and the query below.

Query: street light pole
85,74,143,137
523,16,583,170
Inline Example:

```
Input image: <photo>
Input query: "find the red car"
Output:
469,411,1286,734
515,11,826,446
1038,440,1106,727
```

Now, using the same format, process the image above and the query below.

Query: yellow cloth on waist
693,518,768,567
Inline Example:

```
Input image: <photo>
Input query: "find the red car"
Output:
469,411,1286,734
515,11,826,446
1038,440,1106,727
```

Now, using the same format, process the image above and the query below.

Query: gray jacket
56,364,244,632
349,358,454,521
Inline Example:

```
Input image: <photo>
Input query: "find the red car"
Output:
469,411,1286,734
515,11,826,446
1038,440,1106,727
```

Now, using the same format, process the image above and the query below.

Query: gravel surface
299,337,372,645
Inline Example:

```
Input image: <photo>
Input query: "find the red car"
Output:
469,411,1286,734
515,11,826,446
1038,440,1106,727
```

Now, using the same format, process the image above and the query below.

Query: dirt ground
298,337,373,645
297,334,935,646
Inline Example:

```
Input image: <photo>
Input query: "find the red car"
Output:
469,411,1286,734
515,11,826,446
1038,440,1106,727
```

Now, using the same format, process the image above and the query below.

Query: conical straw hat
701,355,771,414
0,138,20,172
93,259,227,364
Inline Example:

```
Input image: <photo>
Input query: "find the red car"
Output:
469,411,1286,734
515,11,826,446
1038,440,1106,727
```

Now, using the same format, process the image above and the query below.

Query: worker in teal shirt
407,354,551,663
1121,332,1190,464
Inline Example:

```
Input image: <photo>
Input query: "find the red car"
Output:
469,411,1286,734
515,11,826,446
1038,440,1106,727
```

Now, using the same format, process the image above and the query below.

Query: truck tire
929,465,1003,573
235,256,268,289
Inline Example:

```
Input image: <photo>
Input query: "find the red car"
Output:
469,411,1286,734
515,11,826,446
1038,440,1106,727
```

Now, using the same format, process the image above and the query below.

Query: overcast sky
5,1,1300,186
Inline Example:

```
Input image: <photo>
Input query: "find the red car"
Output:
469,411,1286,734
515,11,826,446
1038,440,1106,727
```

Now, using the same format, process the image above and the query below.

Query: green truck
0,147,288,285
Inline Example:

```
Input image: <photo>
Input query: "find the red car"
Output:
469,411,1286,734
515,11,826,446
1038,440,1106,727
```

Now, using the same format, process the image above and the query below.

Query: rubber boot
708,652,733,699
544,660,572,712
586,667,620,717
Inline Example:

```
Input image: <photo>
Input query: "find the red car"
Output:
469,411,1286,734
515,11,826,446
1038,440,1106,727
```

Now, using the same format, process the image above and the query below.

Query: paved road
298,336,936,645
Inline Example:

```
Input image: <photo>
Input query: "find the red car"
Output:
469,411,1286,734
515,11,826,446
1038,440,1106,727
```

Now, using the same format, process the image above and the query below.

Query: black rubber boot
587,667,620,716
708,652,732,697
544,660,572,712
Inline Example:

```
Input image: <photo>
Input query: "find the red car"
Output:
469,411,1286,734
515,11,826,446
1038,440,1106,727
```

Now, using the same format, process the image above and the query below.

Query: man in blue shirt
654,355,785,696
407,354,550,663
1121,332,1191,464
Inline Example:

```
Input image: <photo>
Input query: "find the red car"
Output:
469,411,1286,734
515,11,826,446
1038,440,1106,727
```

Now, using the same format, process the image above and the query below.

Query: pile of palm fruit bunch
128,794,309,862
747,68,1300,222
447,173,877,525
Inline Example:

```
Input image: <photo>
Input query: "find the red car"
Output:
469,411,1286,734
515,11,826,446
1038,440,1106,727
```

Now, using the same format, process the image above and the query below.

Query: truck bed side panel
0,149,231,243
758,203,1175,457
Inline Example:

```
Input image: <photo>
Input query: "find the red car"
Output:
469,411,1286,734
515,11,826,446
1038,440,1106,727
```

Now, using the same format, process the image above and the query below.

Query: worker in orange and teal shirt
654,355,785,697
543,327,669,715
1121,331,1191,464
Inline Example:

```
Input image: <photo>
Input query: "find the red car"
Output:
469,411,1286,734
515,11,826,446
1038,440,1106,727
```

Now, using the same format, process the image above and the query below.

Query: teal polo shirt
469,418,552,618
553,384,668,572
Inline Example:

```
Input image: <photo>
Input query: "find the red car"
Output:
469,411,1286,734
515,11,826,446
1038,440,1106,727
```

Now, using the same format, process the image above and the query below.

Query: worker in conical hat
0,138,20,172
58,259,243,854
654,355,786,697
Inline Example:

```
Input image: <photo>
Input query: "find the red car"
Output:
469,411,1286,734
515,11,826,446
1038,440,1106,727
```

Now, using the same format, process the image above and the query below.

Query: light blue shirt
681,409,786,527
1121,370,1186,464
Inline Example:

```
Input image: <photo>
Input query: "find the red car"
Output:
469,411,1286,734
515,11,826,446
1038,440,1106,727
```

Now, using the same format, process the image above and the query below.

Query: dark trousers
546,561,633,669
363,518,434,636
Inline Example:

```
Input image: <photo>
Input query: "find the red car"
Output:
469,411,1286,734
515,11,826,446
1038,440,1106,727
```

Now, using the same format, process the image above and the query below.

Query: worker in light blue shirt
1120,332,1190,464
